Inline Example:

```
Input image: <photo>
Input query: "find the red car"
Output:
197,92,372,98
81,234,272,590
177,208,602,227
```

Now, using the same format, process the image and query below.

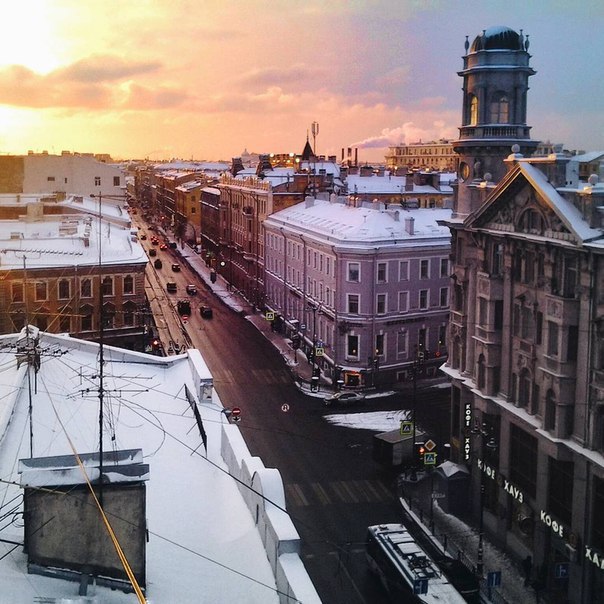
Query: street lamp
472,420,498,578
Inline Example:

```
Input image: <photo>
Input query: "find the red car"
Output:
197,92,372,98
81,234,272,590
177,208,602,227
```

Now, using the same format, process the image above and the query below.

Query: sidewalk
176,244,328,395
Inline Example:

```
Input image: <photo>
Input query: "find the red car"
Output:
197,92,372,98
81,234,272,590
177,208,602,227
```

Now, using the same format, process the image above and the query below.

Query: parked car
140,234,147,240
154,259,163,269
199,305,213,318
171,264,181,272
166,282,177,293
169,241,178,249
160,243,168,250
324,391,365,406
149,248,157,257
186,284,197,295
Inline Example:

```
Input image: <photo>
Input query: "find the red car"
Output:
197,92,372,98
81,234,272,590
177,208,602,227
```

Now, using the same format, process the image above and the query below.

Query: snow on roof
0,331,280,603
266,197,452,246
152,161,229,172
516,162,603,243
568,151,604,163
0,212,147,270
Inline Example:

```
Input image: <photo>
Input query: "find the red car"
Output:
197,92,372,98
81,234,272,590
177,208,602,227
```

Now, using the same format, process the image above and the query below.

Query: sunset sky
0,0,602,163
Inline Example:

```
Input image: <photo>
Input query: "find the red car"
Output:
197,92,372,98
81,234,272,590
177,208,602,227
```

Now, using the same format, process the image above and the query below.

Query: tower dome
470,26,524,52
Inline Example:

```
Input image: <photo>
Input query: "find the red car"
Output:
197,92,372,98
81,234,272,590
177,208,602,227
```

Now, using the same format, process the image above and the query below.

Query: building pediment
467,162,601,246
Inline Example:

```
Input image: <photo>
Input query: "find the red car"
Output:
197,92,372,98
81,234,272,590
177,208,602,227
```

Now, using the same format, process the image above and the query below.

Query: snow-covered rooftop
0,211,147,270
0,331,283,603
265,197,452,246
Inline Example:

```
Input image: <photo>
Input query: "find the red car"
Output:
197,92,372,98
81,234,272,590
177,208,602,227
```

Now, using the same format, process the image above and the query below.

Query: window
375,334,385,356
440,258,449,278
548,458,574,526
113,176,120,187
102,303,115,329
419,289,429,309
102,276,113,296
191,207,196,213
47,176,55,182
94,176,101,187
58,279,70,300
509,424,538,498
377,262,387,283
518,368,532,409
420,259,430,279
399,291,409,313
491,242,504,276
347,262,360,282
545,390,556,432
35,282,48,302
347,334,359,358
469,95,478,125
399,261,409,281
376,294,386,315
547,321,559,356
59,312,71,333
490,93,509,124
12,282,23,303
439,287,448,307
81,278,92,298
123,302,137,326
81,305,93,331
397,331,408,355
347,294,360,314
123,275,134,295
438,324,447,348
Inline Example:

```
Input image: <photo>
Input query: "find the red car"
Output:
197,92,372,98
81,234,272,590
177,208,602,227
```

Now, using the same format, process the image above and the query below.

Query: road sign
400,421,413,435
413,578,428,594
554,563,569,579
265,311,275,321
423,452,437,465
424,439,436,452
281,403,290,413
431,492,446,499
315,347,324,357
487,571,502,588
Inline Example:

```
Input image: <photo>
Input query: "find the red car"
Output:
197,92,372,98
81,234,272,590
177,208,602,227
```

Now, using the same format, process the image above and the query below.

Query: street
136,222,453,603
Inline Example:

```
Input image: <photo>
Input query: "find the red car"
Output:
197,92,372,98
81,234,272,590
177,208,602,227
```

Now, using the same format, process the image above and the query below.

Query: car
186,284,197,295
169,241,178,249
140,234,147,240
171,264,181,272
154,259,163,269
166,282,177,293
200,305,213,319
323,391,365,406
148,248,157,257
160,243,168,250
152,238,159,245
177,299,191,316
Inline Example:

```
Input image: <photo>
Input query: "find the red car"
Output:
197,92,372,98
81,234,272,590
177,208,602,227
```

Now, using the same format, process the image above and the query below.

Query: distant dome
470,26,523,52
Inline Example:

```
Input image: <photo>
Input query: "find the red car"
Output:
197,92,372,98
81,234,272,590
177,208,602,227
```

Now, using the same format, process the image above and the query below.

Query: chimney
405,216,415,235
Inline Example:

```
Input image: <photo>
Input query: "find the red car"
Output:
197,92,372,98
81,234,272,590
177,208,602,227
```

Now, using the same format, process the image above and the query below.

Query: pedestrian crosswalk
285,479,394,507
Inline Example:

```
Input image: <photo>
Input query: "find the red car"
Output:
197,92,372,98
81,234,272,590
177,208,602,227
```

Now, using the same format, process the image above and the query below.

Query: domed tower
453,26,539,218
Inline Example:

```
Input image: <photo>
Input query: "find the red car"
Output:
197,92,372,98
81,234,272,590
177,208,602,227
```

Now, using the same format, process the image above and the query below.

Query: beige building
385,140,458,173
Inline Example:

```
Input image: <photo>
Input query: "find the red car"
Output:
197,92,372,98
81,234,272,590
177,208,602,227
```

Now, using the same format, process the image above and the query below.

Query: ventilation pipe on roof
405,216,415,235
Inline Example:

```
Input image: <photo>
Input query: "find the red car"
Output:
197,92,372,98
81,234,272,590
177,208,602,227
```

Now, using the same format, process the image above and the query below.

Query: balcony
450,310,466,327
477,272,503,300
458,125,532,140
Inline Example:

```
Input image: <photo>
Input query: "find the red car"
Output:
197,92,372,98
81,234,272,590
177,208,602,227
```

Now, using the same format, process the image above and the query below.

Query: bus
366,524,472,603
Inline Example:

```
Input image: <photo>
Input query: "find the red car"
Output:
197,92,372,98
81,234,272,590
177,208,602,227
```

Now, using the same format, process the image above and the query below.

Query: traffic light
310,376,319,392
415,443,426,465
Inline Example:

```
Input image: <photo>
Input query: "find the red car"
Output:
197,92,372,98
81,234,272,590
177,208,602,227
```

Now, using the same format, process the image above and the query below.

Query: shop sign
585,546,604,571
539,510,565,539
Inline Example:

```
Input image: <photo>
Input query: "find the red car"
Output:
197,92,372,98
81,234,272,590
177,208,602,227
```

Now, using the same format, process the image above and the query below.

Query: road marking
310,482,332,505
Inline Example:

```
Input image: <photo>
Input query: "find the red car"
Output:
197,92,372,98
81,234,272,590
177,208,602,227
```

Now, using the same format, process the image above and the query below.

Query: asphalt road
139,224,453,603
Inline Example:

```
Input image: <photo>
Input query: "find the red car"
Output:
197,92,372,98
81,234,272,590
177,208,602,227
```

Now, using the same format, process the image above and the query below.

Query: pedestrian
522,555,532,587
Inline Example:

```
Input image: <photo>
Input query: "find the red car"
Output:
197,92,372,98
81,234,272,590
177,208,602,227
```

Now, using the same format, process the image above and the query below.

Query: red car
160,244,168,250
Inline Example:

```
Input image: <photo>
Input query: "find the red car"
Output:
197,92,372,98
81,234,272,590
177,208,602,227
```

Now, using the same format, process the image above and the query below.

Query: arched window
80,304,94,331
470,95,478,125
123,301,137,327
103,302,116,329
518,208,545,235
490,93,509,124
518,368,532,408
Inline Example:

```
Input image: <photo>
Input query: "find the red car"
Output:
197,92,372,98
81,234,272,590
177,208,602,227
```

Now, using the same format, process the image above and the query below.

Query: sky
0,0,602,163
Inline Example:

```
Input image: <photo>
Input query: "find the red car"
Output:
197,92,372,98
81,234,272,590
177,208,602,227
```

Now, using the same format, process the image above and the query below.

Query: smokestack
355,148,358,166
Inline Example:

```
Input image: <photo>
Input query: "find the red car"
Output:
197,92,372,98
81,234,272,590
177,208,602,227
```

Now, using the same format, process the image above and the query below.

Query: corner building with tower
442,26,604,602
